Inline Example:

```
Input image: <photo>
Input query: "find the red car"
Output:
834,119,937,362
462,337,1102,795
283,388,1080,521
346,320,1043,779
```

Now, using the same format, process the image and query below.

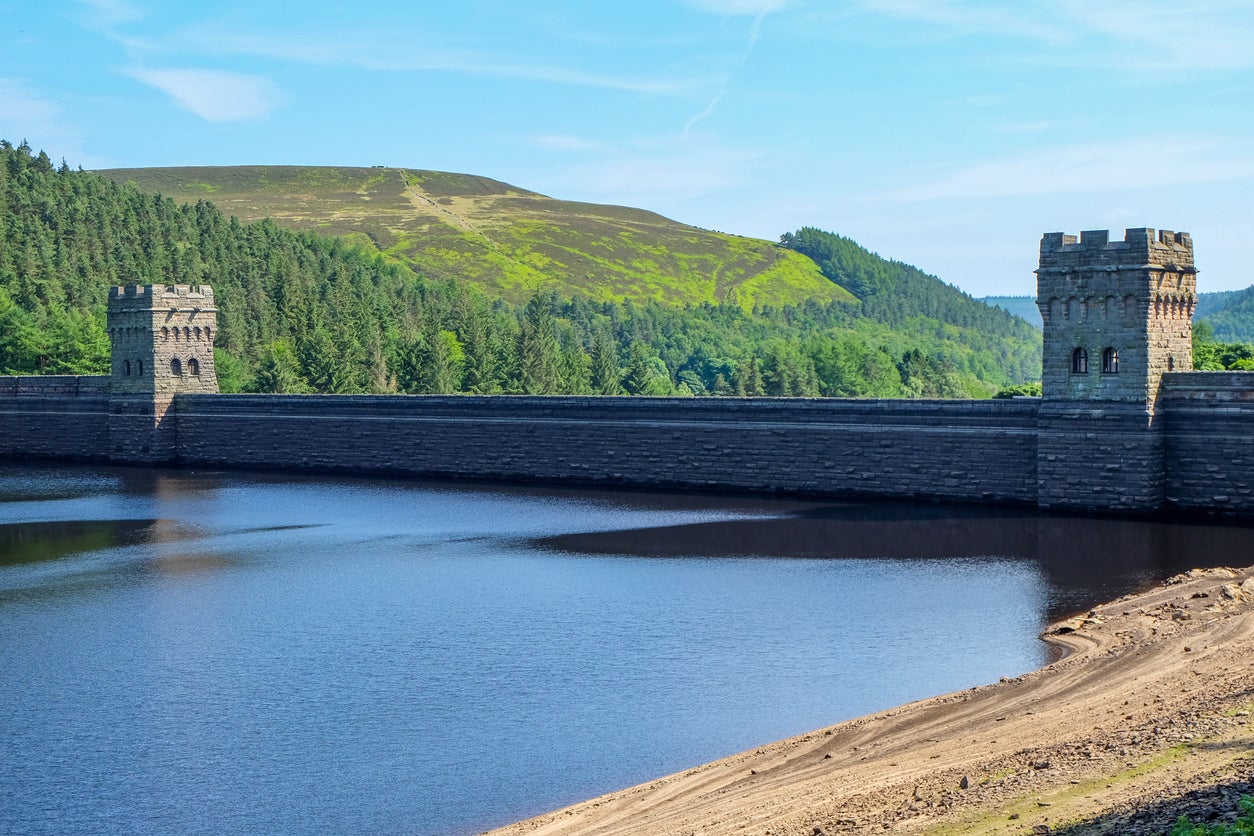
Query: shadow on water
0,519,160,566
534,502,1254,622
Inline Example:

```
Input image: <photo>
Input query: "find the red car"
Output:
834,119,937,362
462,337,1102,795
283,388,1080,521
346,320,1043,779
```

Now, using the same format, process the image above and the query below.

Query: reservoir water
1,462,1250,835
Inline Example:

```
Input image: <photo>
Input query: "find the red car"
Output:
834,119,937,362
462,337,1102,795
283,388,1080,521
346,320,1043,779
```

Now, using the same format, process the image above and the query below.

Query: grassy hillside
98,165,854,311
2,142,1037,397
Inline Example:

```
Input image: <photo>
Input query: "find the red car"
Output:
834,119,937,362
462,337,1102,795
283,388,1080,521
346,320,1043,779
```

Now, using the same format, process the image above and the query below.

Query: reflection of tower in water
116,467,234,576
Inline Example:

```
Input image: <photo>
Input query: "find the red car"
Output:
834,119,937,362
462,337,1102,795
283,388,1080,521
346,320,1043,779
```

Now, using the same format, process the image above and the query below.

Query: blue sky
4,0,1254,297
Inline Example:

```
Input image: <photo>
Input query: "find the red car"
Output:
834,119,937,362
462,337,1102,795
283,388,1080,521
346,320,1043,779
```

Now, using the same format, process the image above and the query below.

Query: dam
2,228,1253,516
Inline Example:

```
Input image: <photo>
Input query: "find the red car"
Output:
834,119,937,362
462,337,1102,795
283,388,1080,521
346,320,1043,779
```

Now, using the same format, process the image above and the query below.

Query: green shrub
1169,795,1254,835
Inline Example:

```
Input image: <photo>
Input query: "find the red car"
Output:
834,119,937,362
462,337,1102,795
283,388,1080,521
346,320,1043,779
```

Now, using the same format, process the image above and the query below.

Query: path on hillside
488,567,1254,835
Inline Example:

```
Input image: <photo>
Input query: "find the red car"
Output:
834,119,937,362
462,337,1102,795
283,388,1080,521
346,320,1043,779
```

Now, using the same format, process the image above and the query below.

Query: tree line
1,140,1041,398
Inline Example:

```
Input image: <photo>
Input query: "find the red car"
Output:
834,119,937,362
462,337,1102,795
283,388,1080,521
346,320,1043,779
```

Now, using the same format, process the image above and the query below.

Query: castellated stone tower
1035,229,1196,512
1037,228,1196,408
107,284,218,463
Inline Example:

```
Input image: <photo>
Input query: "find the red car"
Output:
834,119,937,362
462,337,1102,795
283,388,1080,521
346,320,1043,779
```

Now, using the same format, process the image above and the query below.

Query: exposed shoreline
488,567,1254,835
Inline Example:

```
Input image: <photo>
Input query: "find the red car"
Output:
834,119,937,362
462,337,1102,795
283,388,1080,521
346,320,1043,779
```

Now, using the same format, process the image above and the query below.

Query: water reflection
0,519,158,566
536,502,1248,622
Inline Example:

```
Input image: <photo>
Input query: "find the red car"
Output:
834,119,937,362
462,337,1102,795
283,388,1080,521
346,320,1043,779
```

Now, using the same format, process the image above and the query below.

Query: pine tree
517,294,561,394
589,327,621,395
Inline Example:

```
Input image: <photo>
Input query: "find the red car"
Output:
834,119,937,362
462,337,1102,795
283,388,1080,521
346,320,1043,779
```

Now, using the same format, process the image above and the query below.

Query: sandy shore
488,566,1254,836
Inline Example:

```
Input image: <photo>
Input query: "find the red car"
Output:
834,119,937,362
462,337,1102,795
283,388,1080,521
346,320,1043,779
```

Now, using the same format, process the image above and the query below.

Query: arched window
1071,347,1088,374
188,357,200,376
173,327,180,341
194,327,202,340
171,358,183,376
137,360,144,376
1102,347,1119,374
124,360,131,376
161,327,169,341
205,327,212,342
1168,356,1175,371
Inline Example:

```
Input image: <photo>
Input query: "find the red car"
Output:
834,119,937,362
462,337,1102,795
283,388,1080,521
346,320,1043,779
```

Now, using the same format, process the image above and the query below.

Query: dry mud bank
489,567,1254,836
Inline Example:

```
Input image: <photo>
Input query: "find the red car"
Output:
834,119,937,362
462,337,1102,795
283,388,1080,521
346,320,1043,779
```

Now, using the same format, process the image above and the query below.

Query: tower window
138,360,144,376
171,358,182,376
124,360,131,376
1168,356,1175,371
1071,347,1088,374
1102,347,1119,374
188,357,200,376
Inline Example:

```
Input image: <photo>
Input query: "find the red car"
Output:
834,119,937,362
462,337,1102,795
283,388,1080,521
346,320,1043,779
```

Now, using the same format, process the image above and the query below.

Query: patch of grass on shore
1169,796,1254,835
927,745,1194,835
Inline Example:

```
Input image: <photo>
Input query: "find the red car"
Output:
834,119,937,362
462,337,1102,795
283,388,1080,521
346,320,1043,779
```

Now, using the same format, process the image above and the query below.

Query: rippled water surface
1,463,1250,835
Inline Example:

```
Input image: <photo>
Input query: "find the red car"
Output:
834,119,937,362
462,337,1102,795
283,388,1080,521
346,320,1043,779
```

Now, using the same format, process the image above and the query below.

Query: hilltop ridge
97,165,854,311
0,143,1041,395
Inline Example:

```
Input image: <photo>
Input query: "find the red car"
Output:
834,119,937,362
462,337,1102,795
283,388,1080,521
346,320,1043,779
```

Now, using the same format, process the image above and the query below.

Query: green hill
780,228,1042,387
1195,287,1254,343
982,296,1042,329
97,165,854,311
1,142,1041,397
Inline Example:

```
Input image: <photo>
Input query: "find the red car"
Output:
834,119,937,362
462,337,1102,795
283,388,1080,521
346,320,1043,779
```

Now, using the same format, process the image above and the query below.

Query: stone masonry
1036,228,1196,406
1036,229,1199,512
106,284,218,463
1,230,1253,517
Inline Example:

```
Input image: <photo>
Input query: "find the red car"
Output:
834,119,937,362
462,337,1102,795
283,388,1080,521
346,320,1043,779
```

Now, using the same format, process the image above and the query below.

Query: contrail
682,5,773,139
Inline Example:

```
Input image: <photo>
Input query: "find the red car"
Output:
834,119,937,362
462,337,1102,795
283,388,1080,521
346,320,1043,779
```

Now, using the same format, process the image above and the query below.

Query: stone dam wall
172,394,1042,504
0,377,110,462
4,382,1254,515
1160,372,1254,515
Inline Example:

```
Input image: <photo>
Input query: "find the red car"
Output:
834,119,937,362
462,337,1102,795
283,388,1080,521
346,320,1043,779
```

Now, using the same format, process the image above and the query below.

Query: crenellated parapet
1036,228,1196,409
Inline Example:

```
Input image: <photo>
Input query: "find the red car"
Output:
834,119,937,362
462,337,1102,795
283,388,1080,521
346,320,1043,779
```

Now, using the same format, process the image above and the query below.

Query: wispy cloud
891,138,1254,201
684,0,791,15
531,135,609,152
991,120,1055,135
540,142,767,208
1059,1,1254,70
0,78,103,166
855,0,1254,70
855,0,1071,44
184,31,691,94
75,0,147,28
126,68,282,122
